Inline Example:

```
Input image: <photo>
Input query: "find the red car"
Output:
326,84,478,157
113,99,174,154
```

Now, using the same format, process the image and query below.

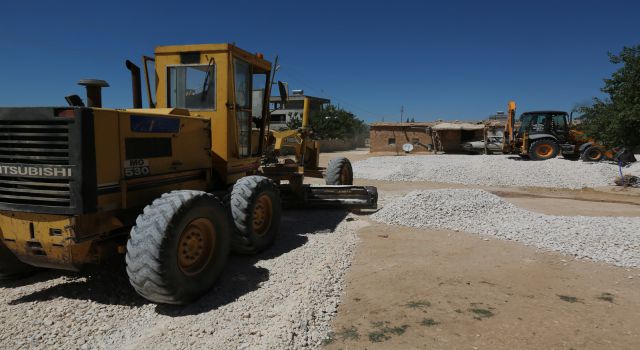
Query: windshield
518,112,567,133
168,64,215,109
518,114,534,133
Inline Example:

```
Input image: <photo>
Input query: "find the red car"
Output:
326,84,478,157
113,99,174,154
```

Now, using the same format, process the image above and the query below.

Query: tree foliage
580,45,640,148
285,104,368,140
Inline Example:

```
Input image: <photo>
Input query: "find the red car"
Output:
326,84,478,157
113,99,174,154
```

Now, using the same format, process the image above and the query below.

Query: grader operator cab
0,43,377,304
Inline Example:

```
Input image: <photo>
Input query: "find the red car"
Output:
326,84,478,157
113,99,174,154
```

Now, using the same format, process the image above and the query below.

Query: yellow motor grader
0,43,376,304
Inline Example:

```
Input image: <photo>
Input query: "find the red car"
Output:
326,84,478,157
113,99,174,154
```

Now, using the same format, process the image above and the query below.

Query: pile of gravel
0,210,363,349
627,160,640,177
371,189,640,267
353,155,632,189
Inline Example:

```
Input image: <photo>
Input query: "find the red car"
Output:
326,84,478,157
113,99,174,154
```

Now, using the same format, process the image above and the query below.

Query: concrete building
269,91,330,130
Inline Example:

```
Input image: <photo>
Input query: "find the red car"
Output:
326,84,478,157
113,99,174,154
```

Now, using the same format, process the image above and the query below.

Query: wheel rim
588,149,602,161
340,166,351,184
536,144,554,157
177,218,216,276
252,194,273,235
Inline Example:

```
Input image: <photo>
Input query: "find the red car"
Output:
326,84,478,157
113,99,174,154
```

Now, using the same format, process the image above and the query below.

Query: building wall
370,126,434,153
433,129,484,152
319,139,357,152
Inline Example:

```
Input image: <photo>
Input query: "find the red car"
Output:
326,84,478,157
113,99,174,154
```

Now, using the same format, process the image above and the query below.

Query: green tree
284,104,367,141
281,105,368,140
580,45,640,148
285,113,302,130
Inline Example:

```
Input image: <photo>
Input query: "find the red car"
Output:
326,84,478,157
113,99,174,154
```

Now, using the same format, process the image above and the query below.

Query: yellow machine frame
0,43,376,275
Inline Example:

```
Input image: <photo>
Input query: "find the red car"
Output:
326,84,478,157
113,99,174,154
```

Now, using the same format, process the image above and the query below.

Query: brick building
369,122,435,153
369,121,491,153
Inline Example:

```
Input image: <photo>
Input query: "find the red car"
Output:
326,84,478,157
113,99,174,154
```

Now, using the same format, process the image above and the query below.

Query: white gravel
354,154,637,189
627,159,640,176
0,210,364,350
372,189,640,267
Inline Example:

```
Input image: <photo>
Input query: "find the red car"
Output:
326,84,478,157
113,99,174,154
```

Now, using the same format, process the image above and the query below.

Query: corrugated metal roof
432,123,484,131
370,122,436,127
370,120,505,129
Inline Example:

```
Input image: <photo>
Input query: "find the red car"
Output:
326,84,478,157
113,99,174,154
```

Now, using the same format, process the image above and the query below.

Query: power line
278,65,397,120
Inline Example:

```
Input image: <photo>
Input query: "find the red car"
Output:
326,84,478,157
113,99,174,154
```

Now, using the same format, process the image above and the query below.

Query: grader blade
280,185,378,209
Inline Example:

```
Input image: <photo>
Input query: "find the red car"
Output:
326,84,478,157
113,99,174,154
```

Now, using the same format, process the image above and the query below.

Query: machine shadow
0,269,67,289
7,209,349,316
156,208,348,316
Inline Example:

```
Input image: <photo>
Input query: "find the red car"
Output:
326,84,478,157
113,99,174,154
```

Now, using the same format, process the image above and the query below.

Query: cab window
167,64,215,110
551,114,567,132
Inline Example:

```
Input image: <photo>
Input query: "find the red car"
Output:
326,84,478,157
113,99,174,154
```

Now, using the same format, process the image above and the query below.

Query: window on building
461,130,477,142
388,138,396,145
270,114,286,123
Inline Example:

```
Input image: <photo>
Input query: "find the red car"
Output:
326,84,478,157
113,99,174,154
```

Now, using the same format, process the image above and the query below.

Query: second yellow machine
0,43,377,304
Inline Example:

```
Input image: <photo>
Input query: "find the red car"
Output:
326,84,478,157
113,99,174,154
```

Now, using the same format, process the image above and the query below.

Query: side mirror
277,81,288,104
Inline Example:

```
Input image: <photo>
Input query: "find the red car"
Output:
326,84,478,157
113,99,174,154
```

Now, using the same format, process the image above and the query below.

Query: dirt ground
319,150,640,349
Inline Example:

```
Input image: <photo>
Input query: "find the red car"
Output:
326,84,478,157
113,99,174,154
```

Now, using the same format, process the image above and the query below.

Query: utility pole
396,106,404,156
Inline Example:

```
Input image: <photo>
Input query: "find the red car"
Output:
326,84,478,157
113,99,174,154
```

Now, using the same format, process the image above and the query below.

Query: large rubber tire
0,242,37,280
230,176,282,255
325,157,354,185
581,146,604,162
528,139,560,160
126,190,231,304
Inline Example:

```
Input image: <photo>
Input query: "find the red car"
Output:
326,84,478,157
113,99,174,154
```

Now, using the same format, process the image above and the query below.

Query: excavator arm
502,100,516,153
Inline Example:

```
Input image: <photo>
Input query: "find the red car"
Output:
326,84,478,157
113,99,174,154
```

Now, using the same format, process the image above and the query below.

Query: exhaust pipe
125,60,143,109
78,79,109,108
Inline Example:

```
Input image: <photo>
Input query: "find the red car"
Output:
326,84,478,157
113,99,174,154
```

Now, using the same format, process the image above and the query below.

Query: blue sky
1,0,638,122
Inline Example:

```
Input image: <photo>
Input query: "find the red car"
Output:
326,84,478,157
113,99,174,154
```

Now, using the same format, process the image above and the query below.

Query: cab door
232,58,252,158
550,114,569,142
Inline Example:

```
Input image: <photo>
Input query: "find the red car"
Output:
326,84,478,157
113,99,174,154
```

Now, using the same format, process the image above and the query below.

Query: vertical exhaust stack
78,79,110,108
125,60,143,109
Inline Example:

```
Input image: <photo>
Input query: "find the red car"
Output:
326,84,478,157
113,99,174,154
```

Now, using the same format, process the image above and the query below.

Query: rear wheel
528,139,559,160
0,242,37,280
581,146,604,162
230,176,282,255
126,190,230,304
326,157,354,185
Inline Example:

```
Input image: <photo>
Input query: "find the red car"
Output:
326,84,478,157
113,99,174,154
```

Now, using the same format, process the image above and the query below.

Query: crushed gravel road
372,189,640,267
0,210,364,350
354,154,637,189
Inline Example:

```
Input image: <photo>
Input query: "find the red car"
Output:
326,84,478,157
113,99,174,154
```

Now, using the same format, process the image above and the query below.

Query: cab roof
154,43,271,72
521,110,568,115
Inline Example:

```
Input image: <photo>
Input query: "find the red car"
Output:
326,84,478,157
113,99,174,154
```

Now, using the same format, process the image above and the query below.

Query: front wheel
528,139,559,160
230,176,282,255
325,157,354,185
581,146,604,162
126,190,231,304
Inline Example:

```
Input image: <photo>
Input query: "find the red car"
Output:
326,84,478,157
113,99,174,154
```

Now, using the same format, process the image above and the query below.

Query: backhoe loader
0,43,377,304
501,100,634,162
